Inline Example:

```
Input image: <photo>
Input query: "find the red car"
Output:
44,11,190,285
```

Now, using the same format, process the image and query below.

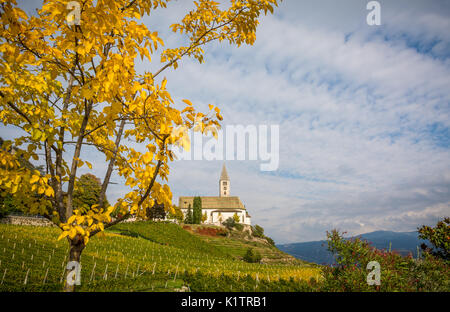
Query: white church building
179,164,251,226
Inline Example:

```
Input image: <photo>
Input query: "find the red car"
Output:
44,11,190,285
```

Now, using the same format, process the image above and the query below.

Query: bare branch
98,118,126,207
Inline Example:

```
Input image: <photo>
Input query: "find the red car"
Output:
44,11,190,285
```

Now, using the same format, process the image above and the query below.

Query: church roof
179,196,245,210
220,163,229,181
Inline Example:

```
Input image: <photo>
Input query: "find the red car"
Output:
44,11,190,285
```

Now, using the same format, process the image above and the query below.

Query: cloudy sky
5,0,450,243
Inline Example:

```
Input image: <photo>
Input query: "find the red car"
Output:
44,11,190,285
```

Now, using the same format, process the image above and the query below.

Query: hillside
0,222,320,292
277,231,428,265
181,224,308,265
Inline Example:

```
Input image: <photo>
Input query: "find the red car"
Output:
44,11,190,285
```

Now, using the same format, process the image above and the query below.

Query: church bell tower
219,164,230,197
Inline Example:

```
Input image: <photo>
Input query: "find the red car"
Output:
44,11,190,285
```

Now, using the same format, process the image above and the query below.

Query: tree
168,205,184,223
193,196,202,224
233,212,240,223
184,204,193,224
73,174,110,213
146,201,166,220
0,137,44,218
418,217,450,261
0,0,278,291
201,211,207,223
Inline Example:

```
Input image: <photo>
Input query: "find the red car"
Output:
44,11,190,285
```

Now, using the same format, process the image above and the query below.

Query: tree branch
98,118,126,208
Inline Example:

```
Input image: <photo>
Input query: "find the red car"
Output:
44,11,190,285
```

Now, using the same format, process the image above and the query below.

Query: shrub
418,217,450,261
250,224,275,245
243,247,262,263
0,193,22,219
222,217,236,230
265,236,275,246
252,225,264,238
234,223,244,231
321,229,450,292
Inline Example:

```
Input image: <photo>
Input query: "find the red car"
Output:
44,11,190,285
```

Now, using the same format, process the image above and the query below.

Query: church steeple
219,164,230,197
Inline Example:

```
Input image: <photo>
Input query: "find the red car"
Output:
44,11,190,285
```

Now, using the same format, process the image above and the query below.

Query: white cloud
3,0,450,244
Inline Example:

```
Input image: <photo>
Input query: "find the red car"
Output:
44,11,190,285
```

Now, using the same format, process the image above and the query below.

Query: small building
179,164,251,225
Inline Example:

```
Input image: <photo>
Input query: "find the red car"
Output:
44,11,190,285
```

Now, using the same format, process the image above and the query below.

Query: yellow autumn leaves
0,0,279,251
58,206,115,245
0,149,54,197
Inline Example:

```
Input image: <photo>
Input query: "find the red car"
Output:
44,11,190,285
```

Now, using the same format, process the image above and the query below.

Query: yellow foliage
0,0,278,247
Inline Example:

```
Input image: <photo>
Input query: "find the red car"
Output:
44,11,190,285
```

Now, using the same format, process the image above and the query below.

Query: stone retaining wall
0,215,55,227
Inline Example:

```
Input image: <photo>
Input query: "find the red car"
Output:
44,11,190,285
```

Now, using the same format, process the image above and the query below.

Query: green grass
191,226,312,265
108,221,227,258
0,222,322,292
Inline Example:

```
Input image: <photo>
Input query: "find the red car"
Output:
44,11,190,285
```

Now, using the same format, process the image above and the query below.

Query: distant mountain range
277,231,428,265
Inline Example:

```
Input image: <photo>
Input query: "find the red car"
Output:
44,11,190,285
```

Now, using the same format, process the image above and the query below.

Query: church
178,164,252,226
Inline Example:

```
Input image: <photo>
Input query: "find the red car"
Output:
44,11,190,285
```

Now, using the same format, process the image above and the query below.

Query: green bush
0,192,23,218
321,229,450,292
418,217,450,260
265,236,275,246
222,217,236,230
250,224,275,246
252,225,264,238
234,223,244,231
243,248,262,263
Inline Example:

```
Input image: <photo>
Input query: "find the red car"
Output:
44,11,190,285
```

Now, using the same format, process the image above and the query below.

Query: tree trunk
63,236,85,292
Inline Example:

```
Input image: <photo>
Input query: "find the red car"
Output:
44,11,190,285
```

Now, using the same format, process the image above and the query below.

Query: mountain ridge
277,230,428,265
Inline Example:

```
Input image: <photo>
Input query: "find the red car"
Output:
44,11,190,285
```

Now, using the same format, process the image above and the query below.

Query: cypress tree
193,196,202,224
185,204,193,224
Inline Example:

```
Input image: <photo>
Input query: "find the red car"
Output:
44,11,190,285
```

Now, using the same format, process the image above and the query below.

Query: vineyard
0,222,322,292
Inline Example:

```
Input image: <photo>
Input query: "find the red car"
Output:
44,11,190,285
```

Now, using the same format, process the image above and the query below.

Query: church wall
180,208,250,226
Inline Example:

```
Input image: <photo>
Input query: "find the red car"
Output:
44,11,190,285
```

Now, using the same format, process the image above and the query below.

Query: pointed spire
220,163,229,181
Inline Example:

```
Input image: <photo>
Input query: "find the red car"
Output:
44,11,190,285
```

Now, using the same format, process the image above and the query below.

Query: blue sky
4,0,450,243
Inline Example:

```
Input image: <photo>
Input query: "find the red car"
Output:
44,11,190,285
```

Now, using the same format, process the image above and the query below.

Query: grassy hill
182,224,308,265
0,221,321,292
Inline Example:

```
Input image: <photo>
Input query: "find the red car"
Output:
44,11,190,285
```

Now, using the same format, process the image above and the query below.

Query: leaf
31,129,42,141
57,231,69,241
67,215,77,224
181,106,194,113
182,99,193,106
75,225,85,235
142,152,153,164
68,228,77,239
11,184,18,194
45,187,54,197
76,216,85,224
